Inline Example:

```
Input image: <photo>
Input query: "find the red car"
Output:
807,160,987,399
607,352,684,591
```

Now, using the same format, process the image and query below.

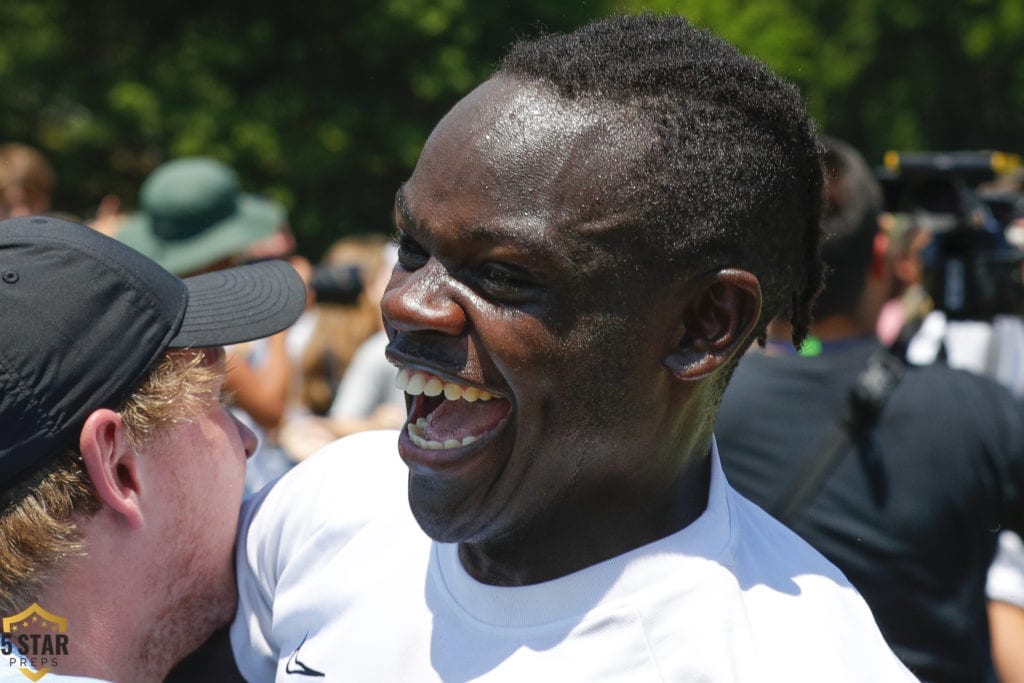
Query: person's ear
664,269,761,381
79,409,144,530
869,232,890,278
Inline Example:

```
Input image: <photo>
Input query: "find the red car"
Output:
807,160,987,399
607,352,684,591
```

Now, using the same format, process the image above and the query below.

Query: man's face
142,348,256,648
383,75,691,547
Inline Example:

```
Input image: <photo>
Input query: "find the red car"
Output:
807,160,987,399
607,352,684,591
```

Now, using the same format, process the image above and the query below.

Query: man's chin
409,498,469,544
406,475,491,544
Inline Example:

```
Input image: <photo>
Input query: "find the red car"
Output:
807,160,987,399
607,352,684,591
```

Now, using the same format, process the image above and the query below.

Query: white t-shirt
907,310,1024,397
231,430,914,682
988,530,1024,608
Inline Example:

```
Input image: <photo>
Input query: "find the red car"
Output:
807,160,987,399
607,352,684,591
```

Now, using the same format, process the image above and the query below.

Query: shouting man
230,15,914,681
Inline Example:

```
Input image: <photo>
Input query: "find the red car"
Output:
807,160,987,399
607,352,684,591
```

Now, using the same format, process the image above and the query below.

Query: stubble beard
129,527,238,682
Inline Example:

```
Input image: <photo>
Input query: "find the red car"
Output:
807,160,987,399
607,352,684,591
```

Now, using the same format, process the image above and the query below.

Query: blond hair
0,349,221,614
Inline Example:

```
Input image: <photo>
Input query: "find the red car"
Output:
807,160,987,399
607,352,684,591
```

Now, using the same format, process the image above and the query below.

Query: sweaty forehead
408,74,653,237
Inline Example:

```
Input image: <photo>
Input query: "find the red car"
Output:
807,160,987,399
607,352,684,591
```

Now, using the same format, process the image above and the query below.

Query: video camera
310,263,364,305
877,150,1024,320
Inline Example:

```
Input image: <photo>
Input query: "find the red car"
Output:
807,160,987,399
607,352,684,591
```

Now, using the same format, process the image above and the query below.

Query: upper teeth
394,369,493,402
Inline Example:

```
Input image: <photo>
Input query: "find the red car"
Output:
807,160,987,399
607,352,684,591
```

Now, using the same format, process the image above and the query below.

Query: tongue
423,398,511,442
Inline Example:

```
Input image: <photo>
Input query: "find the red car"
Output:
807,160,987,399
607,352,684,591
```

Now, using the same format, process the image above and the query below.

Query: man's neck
34,526,174,682
458,428,715,586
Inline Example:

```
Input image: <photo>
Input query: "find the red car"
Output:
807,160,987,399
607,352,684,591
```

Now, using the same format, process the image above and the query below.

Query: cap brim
170,260,307,348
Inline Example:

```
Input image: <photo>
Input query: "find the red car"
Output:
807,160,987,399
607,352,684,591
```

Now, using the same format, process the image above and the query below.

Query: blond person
0,215,305,682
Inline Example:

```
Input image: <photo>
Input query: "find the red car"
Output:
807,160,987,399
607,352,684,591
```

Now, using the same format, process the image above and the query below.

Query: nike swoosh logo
285,633,325,677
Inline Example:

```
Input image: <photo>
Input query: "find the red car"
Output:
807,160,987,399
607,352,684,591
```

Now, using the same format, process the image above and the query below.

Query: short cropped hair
498,13,824,348
813,137,884,318
0,350,222,614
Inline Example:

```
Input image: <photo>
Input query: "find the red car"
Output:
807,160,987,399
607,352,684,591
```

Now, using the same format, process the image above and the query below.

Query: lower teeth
407,422,480,450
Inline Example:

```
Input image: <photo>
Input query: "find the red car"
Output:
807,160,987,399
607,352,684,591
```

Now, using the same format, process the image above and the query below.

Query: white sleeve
230,483,283,682
988,530,1024,608
229,430,405,681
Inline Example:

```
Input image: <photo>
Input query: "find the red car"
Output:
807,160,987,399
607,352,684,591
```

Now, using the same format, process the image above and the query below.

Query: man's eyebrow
458,223,537,246
393,186,528,247
391,184,566,265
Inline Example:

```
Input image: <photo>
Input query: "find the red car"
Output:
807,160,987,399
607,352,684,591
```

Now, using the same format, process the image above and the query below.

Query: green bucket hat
117,157,285,276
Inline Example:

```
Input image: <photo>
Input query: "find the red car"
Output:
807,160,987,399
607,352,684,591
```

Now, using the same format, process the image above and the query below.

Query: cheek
190,437,246,552
544,317,656,420
189,420,248,504
215,433,249,496
547,308,642,376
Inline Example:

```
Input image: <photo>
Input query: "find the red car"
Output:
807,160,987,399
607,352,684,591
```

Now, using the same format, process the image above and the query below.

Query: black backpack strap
775,346,907,525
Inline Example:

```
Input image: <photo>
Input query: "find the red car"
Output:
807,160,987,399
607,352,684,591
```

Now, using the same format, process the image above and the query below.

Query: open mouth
395,368,511,451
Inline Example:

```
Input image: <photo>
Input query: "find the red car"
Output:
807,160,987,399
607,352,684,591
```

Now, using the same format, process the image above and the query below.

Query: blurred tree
1,0,1022,257
615,0,1024,165
0,0,605,257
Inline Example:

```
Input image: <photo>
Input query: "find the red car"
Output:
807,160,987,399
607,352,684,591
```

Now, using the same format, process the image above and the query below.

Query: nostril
381,270,468,336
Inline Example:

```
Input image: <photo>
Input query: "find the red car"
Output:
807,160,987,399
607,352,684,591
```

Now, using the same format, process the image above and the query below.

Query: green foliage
616,0,1024,164
1,1,1022,256
0,0,605,257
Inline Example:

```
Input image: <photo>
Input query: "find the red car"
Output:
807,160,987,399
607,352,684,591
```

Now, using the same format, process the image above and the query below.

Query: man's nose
381,262,468,337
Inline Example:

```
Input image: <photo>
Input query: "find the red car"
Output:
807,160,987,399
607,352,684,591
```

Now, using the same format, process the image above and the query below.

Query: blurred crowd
713,139,1024,683
4,133,1024,682
0,143,405,496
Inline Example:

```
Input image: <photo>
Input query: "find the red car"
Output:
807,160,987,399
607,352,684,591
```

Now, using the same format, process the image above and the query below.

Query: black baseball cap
0,215,308,486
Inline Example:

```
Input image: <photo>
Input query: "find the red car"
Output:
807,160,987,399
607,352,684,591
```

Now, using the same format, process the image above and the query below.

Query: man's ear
664,269,761,381
79,409,145,530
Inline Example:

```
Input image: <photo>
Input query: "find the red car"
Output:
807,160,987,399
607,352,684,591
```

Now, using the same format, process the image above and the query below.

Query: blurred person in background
87,193,129,239
293,234,391,416
904,161,1024,397
975,171,1024,683
0,143,55,219
875,212,933,346
278,237,405,461
989,528,1024,683
716,137,1024,683
117,156,312,493
899,161,1024,681
324,241,404,429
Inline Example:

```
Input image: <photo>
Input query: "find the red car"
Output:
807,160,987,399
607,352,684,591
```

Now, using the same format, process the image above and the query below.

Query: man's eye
476,263,537,301
396,233,428,270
